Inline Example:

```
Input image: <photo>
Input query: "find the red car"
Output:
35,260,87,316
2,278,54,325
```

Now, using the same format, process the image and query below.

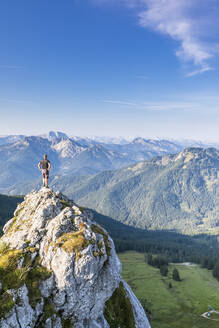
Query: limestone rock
0,187,151,327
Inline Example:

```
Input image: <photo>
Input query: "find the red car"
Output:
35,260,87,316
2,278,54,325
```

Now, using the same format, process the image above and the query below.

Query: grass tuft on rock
0,292,14,318
91,224,111,257
25,261,51,308
60,200,71,209
38,299,57,325
0,246,51,313
56,231,90,260
104,282,135,328
7,206,25,234
0,242,10,254
62,318,75,328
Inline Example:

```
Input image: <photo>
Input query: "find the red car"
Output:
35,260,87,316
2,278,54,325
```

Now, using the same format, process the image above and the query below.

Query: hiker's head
44,154,48,160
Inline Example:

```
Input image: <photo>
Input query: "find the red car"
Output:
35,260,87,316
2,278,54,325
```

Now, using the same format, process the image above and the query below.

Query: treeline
113,233,219,265
92,210,219,265
201,257,219,282
144,251,219,283
145,253,181,281
118,237,219,282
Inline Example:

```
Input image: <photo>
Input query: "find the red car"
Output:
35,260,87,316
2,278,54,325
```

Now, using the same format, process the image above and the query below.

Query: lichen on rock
0,187,151,327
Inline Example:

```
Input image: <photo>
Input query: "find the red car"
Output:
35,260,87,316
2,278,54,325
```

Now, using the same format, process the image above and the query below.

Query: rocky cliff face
0,188,150,328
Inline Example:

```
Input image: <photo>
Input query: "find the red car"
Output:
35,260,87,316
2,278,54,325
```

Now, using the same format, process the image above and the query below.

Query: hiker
38,154,51,187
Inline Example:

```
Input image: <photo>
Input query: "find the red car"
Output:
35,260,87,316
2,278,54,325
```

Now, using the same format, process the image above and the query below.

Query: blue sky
0,0,219,140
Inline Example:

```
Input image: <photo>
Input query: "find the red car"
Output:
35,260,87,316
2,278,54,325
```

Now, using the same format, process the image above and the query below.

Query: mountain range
0,131,186,193
1,131,219,194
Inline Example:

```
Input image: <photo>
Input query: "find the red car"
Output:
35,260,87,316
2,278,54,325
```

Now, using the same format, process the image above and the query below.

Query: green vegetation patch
93,241,105,257
25,260,51,308
0,248,24,288
6,205,29,234
91,224,111,257
38,299,57,326
104,281,135,328
0,247,24,317
60,200,71,209
79,207,85,213
0,291,14,318
56,230,90,260
0,242,10,254
0,244,51,315
209,312,219,320
62,318,74,328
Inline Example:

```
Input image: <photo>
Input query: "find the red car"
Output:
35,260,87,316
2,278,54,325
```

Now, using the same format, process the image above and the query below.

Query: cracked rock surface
0,187,151,327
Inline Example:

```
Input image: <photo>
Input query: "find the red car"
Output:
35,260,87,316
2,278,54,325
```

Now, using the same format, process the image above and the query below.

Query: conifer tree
172,268,181,281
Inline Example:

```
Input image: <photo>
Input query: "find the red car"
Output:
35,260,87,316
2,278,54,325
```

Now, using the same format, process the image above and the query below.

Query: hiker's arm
48,162,51,170
38,162,41,170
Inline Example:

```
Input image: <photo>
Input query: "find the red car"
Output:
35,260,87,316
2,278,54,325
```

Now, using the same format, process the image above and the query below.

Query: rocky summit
0,187,150,328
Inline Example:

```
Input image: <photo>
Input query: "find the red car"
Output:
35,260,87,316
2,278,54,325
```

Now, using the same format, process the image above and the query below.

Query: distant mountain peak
132,137,147,144
52,138,86,158
39,131,69,141
174,147,219,162
48,131,69,140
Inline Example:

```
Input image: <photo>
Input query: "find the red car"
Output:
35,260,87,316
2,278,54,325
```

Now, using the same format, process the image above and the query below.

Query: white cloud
96,0,219,76
138,0,216,76
102,99,138,106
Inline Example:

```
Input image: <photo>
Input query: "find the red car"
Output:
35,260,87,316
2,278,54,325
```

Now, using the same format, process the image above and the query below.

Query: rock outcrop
0,187,151,328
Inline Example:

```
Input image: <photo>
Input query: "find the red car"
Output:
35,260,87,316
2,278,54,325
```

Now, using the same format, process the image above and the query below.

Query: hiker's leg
43,177,45,186
45,176,48,187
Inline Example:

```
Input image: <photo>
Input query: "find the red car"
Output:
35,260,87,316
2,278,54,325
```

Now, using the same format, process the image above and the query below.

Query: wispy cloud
138,0,216,76
0,98,35,104
102,99,203,111
143,101,201,111
186,66,214,77
95,0,219,76
102,99,138,106
136,75,149,80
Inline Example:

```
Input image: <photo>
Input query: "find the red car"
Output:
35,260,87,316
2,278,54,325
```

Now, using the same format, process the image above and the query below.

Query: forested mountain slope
53,147,219,235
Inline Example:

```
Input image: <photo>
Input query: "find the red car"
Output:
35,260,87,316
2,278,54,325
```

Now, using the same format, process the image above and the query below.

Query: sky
0,0,219,140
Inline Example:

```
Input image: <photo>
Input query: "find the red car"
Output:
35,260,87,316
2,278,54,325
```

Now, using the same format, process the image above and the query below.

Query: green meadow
119,251,219,328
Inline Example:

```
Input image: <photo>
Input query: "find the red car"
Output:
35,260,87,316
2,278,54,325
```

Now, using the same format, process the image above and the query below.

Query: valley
119,252,219,328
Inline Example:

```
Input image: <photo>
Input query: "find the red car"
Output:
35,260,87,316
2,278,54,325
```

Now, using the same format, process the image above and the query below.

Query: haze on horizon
0,0,219,141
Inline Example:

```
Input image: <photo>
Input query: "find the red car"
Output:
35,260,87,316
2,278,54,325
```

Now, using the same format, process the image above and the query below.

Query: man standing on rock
38,154,51,187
